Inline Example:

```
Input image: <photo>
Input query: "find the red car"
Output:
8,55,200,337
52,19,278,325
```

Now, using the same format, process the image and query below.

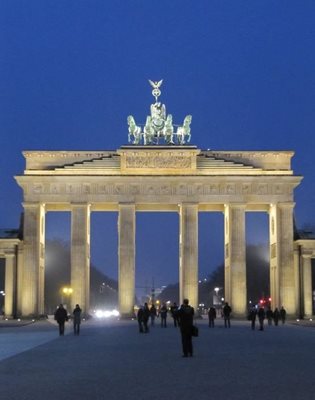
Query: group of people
248,305,286,331
137,301,180,332
137,299,195,357
54,303,82,336
207,302,232,328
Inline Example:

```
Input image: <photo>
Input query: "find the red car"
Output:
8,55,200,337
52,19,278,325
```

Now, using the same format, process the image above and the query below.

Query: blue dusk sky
1,1,315,291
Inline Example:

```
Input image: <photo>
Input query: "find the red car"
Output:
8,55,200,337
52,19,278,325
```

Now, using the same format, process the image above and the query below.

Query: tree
45,239,118,314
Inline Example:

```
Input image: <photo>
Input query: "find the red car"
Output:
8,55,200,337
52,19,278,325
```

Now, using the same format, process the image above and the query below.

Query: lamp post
61,287,73,309
213,287,220,306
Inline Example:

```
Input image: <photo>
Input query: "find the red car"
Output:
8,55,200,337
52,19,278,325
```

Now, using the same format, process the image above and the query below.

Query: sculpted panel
125,153,192,169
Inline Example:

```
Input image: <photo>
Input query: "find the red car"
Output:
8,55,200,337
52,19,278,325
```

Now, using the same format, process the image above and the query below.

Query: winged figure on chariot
127,80,192,146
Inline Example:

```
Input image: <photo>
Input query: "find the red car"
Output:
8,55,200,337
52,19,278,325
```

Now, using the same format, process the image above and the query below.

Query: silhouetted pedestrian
280,306,287,324
266,307,273,326
208,307,216,328
160,303,168,327
223,302,232,328
249,306,257,330
170,302,179,327
257,306,265,331
54,304,68,336
137,307,144,333
150,304,157,326
143,303,150,333
177,299,194,357
73,304,82,335
273,308,280,326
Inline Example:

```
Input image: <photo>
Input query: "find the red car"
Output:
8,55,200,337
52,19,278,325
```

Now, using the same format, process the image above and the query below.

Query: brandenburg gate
4,81,311,318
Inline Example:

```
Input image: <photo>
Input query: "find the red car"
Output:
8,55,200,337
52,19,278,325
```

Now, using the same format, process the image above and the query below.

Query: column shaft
4,254,16,317
16,243,24,316
224,204,246,316
118,204,135,317
302,256,313,317
71,204,90,314
179,204,198,310
270,203,296,315
22,203,45,316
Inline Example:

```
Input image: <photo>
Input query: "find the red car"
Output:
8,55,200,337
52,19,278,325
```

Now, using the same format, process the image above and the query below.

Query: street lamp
61,287,73,308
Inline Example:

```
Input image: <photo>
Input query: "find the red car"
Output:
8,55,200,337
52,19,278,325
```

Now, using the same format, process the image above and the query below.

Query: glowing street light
61,287,73,308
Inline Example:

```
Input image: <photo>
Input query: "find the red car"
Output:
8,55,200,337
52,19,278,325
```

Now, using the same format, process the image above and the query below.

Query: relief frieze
27,181,292,200
125,154,191,169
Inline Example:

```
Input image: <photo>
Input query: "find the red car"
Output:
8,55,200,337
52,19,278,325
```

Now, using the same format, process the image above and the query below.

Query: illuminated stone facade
1,145,312,317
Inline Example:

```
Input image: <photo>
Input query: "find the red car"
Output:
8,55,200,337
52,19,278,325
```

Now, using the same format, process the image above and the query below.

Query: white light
17,318,21,321
95,310,104,318
310,318,313,321
95,309,120,318
296,319,300,322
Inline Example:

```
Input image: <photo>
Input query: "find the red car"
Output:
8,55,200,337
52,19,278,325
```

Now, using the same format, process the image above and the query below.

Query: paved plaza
0,317,315,400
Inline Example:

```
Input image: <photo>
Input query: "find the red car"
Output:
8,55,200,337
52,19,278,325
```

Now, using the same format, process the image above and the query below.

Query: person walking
266,306,273,326
137,306,144,333
177,299,194,357
208,306,216,328
143,303,150,333
223,302,232,328
280,306,287,324
73,304,82,336
249,306,257,330
170,302,179,327
54,304,68,336
257,306,265,331
273,307,280,326
160,303,168,328
150,304,157,327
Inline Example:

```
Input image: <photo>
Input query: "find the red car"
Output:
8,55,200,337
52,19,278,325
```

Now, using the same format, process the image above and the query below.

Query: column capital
301,251,313,259
71,202,91,208
4,252,16,259
23,202,45,209
224,203,246,210
276,202,295,209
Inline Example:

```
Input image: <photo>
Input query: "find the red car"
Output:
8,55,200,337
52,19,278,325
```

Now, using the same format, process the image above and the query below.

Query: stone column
22,202,45,316
179,204,198,310
302,255,313,317
293,244,301,317
16,242,24,316
4,252,17,318
269,203,296,315
118,203,136,318
224,204,246,316
71,204,91,315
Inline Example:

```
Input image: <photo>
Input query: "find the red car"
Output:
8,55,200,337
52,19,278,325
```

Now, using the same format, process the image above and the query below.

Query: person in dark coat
223,302,232,328
160,303,168,328
249,306,257,330
170,302,179,327
73,304,82,336
273,308,280,326
177,299,194,357
150,304,157,327
137,307,144,333
266,307,273,326
142,303,150,333
208,307,216,328
257,306,265,331
54,304,68,336
280,306,287,324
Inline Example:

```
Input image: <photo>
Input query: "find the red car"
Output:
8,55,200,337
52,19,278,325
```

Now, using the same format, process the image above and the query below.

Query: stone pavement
1,317,315,400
